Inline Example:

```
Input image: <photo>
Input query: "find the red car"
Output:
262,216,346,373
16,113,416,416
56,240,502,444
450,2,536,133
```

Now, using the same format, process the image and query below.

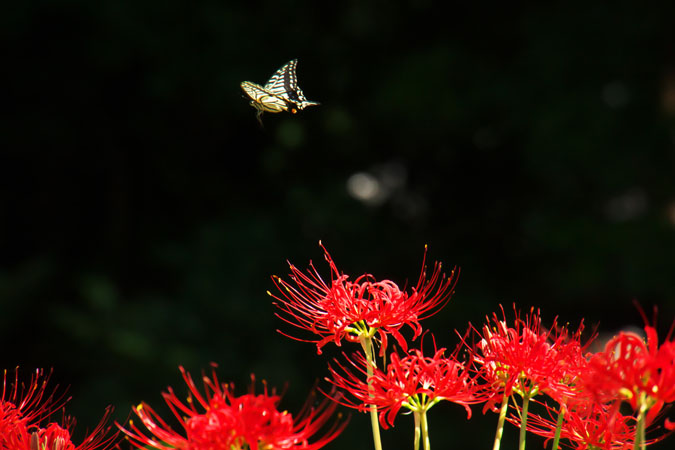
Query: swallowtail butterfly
240,59,319,125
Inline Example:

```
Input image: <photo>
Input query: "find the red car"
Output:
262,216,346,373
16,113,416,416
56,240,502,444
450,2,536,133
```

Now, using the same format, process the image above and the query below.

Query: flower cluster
8,243,675,450
271,244,466,450
524,401,650,449
469,306,589,410
584,322,675,425
327,343,485,428
474,306,675,450
269,242,457,356
270,244,675,450
0,368,117,450
118,365,347,450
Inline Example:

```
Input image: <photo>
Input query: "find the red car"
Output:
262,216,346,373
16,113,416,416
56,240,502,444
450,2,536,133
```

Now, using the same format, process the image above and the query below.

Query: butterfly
240,59,319,125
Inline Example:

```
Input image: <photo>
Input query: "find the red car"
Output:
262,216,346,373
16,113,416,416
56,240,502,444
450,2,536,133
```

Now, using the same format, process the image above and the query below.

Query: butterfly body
240,59,318,125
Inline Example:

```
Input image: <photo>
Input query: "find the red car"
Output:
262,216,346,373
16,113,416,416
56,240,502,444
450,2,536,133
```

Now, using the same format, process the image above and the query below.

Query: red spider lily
469,305,588,411
516,400,648,450
0,368,118,450
6,409,117,450
1,368,64,433
118,365,347,450
269,242,457,355
327,342,484,428
583,321,675,426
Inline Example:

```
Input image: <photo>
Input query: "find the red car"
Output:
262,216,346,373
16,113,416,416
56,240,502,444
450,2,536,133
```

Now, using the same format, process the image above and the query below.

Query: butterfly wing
240,81,289,113
264,60,297,98
291,85,320,110
264,59,319,110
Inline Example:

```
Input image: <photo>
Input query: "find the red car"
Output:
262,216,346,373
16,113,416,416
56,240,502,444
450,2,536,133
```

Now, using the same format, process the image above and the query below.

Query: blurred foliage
2,1,675,449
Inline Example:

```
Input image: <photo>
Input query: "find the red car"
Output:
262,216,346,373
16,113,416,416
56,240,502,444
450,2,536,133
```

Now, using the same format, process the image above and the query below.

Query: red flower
327,342,483,428
8,413,117,450
269,242,457,355
0,368,117,450
1,368,60,435
584,321,675,425
119,365,347,450
521,401,643,450
469,305,587,411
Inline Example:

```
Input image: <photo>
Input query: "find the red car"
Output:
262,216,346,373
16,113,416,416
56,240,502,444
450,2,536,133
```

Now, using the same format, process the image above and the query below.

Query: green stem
492,392,509,450
413,411,421,450
633,401,647,450
420,408,431,450
518,393,531,450
361,336,383,450
551,407,564,450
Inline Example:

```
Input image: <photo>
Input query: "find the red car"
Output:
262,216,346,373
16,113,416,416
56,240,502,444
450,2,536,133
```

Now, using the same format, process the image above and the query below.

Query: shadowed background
2,1,675,449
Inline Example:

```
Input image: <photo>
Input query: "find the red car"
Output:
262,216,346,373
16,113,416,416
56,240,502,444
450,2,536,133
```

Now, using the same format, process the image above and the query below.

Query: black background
2,1,675,449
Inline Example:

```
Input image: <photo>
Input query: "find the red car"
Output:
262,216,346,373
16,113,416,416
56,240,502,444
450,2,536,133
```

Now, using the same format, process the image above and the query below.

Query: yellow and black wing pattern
240,59,319,125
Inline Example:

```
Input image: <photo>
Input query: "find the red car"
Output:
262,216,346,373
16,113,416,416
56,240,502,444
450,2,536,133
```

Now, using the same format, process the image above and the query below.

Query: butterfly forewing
264,59,297,97
263,59,318,110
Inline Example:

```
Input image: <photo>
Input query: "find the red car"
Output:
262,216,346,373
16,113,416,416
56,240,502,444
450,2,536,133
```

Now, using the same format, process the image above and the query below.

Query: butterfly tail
297,100,320,110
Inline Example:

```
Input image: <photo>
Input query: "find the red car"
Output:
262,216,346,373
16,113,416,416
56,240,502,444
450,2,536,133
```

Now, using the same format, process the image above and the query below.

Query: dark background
2,1,675,449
